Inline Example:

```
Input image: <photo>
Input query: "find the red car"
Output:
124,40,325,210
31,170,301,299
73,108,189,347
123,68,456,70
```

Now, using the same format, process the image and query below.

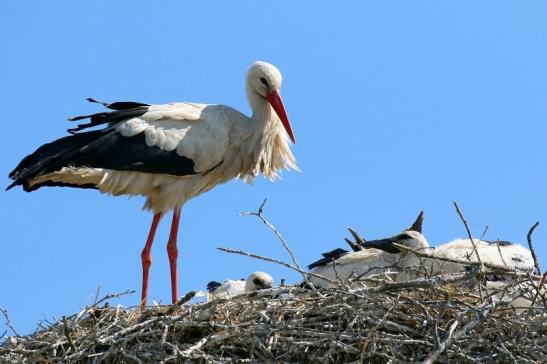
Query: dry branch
526,221,541,274
453,201,483,265
0,306,19,338
217,246,335,284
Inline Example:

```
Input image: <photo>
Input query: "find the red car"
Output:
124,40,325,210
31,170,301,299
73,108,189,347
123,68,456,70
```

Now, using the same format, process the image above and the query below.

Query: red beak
265,90,296,144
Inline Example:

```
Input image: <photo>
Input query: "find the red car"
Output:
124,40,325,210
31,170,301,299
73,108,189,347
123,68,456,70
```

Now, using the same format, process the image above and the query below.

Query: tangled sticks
0,274,546,363
1,202,546,363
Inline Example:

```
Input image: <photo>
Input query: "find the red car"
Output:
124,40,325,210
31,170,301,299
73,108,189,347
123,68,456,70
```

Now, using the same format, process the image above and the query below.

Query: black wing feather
67,108,149,134
206,281,222,292
485,240,514,246
67,98,150,133
307,248,349,270
8,100,197,192
8,128,196,192
86,98,150,111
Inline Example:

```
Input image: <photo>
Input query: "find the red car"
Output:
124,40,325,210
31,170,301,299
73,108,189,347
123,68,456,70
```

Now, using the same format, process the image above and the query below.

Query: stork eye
253,278,263,286
260,77,269,88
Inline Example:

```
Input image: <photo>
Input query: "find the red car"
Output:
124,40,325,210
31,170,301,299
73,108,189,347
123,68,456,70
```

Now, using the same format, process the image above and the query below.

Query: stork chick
206,272,274,300
306,211,428,288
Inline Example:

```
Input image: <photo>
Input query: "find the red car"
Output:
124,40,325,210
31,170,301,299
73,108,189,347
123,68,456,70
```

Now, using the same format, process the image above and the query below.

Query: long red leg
167,207,182,304
140,213,161,308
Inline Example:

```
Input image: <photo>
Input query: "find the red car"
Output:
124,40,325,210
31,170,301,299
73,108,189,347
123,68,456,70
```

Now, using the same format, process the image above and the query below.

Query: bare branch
239,199,313,288
452,201,482,265
92,290,135,309
217,246,335,285
526,221,541,274
528,272,547,311
93,286,101,306
0,306,19,337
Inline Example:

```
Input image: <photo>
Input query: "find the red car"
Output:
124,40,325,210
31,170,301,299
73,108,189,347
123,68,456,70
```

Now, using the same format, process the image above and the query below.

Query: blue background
2,1,546,335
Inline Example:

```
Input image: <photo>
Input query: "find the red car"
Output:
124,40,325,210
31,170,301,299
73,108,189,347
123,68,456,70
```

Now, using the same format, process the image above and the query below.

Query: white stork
351,230,535,281
431,239,538,310
432,238,535,274
306,212,429,288
369,233,540,308
7,61,297,307
205,271,274,300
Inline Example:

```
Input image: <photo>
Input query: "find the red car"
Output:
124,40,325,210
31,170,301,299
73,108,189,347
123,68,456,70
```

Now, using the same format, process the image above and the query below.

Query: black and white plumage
364,229,540,308
7,61,297,307
206,272,274,299
306,212,429,288
307,248,350,270
352,227,536,280
8,86,297,213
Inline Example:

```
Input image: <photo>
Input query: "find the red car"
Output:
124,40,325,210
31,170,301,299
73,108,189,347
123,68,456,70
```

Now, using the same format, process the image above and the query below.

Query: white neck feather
235,89,297,182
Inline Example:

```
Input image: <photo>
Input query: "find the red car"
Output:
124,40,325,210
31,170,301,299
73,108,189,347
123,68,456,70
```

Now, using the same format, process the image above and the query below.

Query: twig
528,272,547,311
331,258,345,286
160,324,169,346
93,286,101,305
68,289,135,322
180,330,236,357
96,316,163,345
422,302,494,364
217,246,335,284
497,243,508,267
0,306,19,337
453,201,482,265
62,316,76,353
239,199,312,287
526,221,541,274
92,289,135,309
496,337,518,363
478,225,489,241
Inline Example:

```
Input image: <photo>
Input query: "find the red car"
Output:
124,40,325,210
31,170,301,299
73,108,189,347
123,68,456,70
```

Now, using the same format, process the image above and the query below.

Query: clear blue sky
2,1,546,335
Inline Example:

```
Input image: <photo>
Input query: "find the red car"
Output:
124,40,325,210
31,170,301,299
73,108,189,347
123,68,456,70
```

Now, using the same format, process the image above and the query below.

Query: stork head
246,61,296,143
361,212,430,254
245,271,274,292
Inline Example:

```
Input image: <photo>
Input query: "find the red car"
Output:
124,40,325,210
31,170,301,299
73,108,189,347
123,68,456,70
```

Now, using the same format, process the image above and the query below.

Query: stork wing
116,102,233,173
307,248,349,269
8,101,236,192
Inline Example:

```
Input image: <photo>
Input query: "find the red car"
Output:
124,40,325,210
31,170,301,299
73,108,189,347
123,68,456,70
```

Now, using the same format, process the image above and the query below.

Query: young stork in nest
206,272,274,300
356,228,541,310
433,238,539,309
306,212,429,288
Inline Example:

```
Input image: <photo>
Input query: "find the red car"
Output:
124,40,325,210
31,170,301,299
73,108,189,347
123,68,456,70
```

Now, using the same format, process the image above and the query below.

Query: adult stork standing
7,61,297,307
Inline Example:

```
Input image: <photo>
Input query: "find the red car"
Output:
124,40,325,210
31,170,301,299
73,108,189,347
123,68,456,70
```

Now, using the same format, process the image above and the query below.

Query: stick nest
1,272,546,364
